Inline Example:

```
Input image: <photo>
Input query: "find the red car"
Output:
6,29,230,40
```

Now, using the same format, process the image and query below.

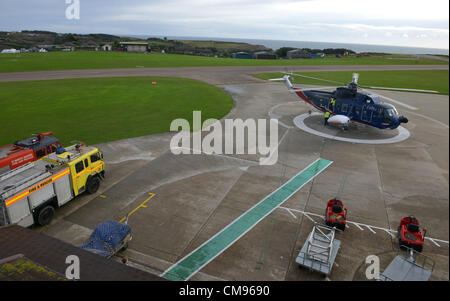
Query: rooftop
0,225,164,281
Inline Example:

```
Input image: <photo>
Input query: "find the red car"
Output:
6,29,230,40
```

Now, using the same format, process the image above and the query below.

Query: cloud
0,0,448,49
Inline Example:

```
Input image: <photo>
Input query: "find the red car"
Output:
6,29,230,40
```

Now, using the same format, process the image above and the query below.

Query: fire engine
0,144,104,227
0,132,62,173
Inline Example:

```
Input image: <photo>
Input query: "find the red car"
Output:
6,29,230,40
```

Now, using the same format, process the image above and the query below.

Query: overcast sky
0,0,448,49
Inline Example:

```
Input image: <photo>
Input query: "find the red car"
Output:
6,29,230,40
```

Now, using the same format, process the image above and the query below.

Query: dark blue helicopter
273,73,409,130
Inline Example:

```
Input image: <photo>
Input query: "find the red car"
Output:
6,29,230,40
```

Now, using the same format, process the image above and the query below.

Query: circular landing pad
293,113,410,144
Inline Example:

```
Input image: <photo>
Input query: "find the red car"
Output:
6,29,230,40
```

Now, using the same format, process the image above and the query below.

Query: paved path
0,65,447,85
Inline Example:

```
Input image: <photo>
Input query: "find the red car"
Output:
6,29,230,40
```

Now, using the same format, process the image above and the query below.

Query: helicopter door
362,105,373,122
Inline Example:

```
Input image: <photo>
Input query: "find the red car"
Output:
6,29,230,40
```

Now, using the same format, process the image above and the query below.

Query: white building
1,49,19,54
101,44,112,51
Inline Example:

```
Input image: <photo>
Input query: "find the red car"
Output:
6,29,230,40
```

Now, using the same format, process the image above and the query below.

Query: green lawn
0,51,447,73
0,77,233,146
254,70,449,95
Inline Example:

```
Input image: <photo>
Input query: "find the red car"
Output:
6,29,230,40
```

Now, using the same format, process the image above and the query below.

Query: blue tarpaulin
78,220,131,258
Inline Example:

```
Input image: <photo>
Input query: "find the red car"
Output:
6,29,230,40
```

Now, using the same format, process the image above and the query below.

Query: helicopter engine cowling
328,115,350,126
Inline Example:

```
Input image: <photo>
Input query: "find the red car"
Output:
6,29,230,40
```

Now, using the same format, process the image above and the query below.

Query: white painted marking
268,101,298,129
284,208,297,219
278,206,449,247
302,213,316,223
171,147,258,165
366,226,376,234
161,158,333,280
353,223,365,231
404,110,449,130
384,229,395,238
429,238,441,247
293,113,411,144
426,237,448,244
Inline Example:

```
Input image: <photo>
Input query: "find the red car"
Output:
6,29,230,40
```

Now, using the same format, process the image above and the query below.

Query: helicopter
270,73,410,130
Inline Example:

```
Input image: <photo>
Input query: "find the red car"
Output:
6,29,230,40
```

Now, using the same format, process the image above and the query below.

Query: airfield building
119,42,150,53
102,44,112,51
287,49,311,59
233,51,253,59
253,51,277,60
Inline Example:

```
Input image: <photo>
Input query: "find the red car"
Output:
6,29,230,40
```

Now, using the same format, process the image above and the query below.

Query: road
0,64,448,85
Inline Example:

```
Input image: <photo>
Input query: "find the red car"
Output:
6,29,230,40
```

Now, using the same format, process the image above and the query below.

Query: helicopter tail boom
269,75,293,89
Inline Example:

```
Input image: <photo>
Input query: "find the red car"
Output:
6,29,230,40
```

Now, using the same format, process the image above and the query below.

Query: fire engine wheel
87,176,100,194
37,205,55,226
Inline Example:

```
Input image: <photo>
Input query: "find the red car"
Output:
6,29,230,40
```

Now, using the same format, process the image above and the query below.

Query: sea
131,35,449,56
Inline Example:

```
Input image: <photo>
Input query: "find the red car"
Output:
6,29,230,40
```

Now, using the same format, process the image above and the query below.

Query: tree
275,47,296,58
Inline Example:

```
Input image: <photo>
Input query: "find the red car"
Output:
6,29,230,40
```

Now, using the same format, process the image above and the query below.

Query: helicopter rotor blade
360,88,418,110
359,85,438,93
352,73,359,85
293,86,337,91
283,72,344,85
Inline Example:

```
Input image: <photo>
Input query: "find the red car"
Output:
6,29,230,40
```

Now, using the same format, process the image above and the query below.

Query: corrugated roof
119,41,149,45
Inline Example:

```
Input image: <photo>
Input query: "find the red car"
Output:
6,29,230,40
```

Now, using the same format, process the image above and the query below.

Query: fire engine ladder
0,161,50,196
295,224,341,275
379,247,435,281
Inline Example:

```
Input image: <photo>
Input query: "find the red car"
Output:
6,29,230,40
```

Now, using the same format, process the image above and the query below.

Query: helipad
293,112,411,144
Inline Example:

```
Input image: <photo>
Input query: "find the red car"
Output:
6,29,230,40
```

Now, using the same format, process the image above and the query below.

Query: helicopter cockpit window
384,108,395,122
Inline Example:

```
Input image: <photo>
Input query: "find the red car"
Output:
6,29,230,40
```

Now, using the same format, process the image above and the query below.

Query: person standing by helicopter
324,97,336,126
324,111,330,125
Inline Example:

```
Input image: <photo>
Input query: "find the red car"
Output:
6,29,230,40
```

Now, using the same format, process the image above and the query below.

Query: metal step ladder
380,247,435,281
296,224,341,275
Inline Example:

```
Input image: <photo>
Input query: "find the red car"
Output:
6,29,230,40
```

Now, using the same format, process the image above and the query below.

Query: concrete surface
34,78,448,281
1,63,441,281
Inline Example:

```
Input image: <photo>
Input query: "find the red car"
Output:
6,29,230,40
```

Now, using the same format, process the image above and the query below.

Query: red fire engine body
0,132,62,173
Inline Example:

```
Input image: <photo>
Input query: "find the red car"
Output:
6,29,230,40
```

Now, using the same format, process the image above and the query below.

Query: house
1,49,19,54
119,42,150,53
102,44,112,51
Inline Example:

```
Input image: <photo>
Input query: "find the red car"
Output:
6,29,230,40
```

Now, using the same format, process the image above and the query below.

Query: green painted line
161,158,333,281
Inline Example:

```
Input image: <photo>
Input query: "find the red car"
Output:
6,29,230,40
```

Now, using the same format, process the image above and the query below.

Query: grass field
0,77,233,146
254,70,449,95
0,51,447,73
